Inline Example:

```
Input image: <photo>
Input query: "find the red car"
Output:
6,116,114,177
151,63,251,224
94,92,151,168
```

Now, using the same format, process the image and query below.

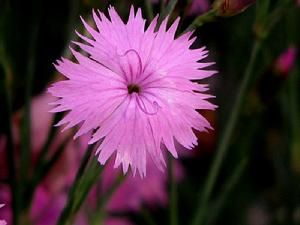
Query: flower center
127,84,140,94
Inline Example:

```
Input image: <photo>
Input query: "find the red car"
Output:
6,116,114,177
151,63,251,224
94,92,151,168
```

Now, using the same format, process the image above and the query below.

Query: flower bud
274,47,297,77
213,0,255,17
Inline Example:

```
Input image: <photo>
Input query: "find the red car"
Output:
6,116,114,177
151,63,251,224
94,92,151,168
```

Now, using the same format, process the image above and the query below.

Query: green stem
141,209,157,225
0,61,20,225
289,68,300,172
157,0,178,28
25,131,73,207
159,0,164,12
20,9,40,197
33,112,64,178
206,158,248,225
57,145,101,225
191,40,261,225
91,174,126,225
35,0,80,169
62,0,81,59
57,147,92,225
39,113,63,159
73,158,102,213
0,3,20,224
145,0,154,20
98,174,125,210
169,157,178,225
183,9,217,33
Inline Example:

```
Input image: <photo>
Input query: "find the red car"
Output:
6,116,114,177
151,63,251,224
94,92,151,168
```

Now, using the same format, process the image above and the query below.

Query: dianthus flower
48,6,216,177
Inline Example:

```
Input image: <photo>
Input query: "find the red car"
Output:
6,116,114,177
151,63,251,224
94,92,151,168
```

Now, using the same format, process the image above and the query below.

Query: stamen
136,97,160,115
118,49,143,83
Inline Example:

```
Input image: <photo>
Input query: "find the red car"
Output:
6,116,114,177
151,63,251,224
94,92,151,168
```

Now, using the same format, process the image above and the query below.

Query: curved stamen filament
118,49,143,83
136,97,160,116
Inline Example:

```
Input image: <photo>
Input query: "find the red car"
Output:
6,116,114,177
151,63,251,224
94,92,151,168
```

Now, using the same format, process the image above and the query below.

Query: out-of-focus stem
191,40,261,225
35,113,63,169
57,148,92,225
169,157,178,225
289,68,300,172
0,61,20,225
91,174,126,225
25,0,80,207
184,9,217,33
20,6,40,198
0,3,21,224
98,174,125,210
25,130,73,207
36,0,80,175
145,0,154,20
73,158,101,213
190,1,293,224
159,0,164,11
57,145,101,225
206,158,248,225
141,209,157,225
157,0,178,27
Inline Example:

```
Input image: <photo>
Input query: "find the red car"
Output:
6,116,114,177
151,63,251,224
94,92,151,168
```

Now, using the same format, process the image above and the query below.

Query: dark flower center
127,84,140,94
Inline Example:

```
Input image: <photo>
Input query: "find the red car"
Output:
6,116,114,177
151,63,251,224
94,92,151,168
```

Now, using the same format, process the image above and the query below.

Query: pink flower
48,6,216,177
275,47,297,77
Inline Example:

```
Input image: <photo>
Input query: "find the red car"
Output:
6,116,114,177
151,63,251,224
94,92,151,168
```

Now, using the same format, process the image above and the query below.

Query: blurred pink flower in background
30,186,67,225
105,218,132,225
0,138,8,180
0,93,88,225
0,204,7,225
49,6,216,177
0,93,82,188
275,46,297,77
31,186,88,225
26,93,89,193
104,160,169,212
88,157,184,213
0,186,10,224
27,99,85,223
0,184,87,225
188,0,210,15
